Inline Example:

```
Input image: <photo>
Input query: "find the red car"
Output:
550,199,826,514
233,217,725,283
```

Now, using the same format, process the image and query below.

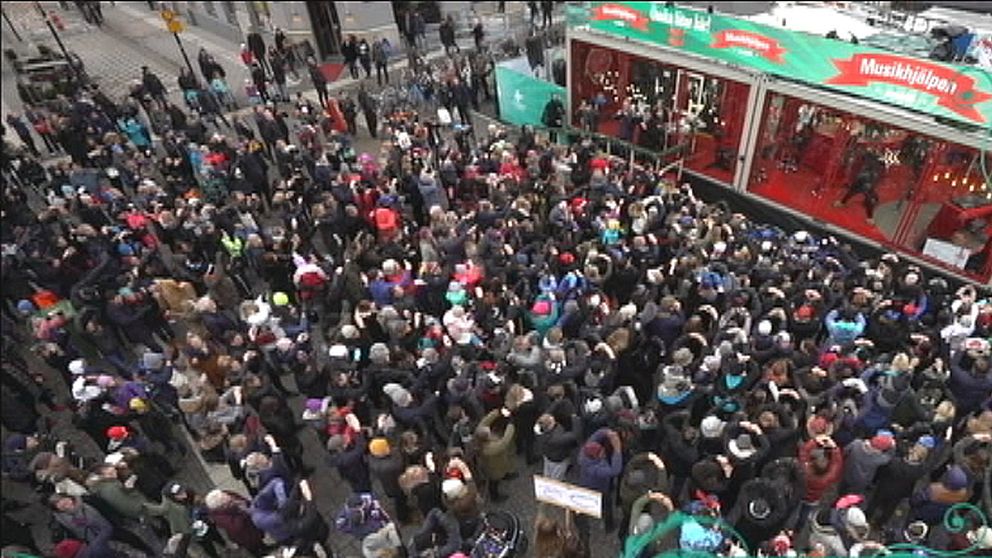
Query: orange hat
368,437,390,458
106,426,129,441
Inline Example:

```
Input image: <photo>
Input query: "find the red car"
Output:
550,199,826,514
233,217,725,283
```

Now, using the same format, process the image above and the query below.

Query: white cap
68,359,86,375
105,452,125,465
328,344,349,358
441,478,465,499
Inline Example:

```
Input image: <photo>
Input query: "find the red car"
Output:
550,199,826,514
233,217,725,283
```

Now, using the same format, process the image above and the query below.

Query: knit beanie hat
53,540,84,558
582,441,605,459
943,465,969,491
383,383,413,407
369,437,391,458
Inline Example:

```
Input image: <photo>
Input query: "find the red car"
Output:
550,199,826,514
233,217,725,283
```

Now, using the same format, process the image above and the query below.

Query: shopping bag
437,107,452,125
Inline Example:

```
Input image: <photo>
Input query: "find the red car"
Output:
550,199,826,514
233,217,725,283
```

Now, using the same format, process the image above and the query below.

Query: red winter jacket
799,438,844,503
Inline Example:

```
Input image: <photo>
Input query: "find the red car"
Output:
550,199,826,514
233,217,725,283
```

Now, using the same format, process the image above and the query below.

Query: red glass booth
747,90,992,281
570,38,751,185
568,29,992,283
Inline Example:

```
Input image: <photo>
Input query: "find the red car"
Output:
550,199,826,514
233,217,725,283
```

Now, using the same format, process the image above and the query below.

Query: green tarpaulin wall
495,63,567,127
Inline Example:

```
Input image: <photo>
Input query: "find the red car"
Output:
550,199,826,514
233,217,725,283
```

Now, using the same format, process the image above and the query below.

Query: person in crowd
309,61,329,107
141,66,169,110
343,35,360,80
358,38,373,79
373,37,391,86
440,15,459,55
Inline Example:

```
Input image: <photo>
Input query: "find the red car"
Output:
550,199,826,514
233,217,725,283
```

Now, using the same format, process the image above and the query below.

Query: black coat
247,32,267,58
439,22,456,46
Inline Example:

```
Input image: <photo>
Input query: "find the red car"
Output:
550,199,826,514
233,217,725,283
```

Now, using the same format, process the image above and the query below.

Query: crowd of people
2,5,992,558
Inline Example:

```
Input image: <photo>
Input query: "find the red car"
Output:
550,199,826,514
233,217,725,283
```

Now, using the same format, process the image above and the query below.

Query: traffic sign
160,9,175,21
167,18,185,33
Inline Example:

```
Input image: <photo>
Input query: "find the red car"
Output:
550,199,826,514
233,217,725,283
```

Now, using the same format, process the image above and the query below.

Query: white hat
728,433,756,459
619,303,638,321
71,377,102,402
757,320,772,336
584,398,603,414
204,489,229,510
845,506,868,532
328,344,349,358
340,325,359,339
104,452,125,465
383,383,412,407
442,478,465,499
68,359,86,376
700,416,726,438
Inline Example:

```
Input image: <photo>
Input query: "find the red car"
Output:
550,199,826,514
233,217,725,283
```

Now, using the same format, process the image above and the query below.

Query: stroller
470,511,527,558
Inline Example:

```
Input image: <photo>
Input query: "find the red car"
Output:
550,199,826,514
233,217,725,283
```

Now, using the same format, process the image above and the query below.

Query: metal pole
2,7,23,41
33,2,80,80
173,31,197,82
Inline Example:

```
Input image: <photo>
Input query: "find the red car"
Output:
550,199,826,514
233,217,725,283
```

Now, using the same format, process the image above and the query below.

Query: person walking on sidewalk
340,93,358,137
24,105,60,155
372,38,390,86
141,66,168,110
402,10,417,48
541,0,554,29
343,35,359,79
358,84,378,139
451,78,473,128
270,51,288,102
542,94,565,143
251,64,270,104
5,113,39,157
197,87,231,129
247,31,269,76
358,38,373,79
308,62,329,107
472,17,485,50
240,43,255,68
414,10,427,48
210,72,237,111
440,16,459,55
198,48,223,84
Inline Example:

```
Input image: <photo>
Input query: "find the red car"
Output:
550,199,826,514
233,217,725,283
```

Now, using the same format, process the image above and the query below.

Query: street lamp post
162,10,197,82
173,29,196,78
33,2,81,80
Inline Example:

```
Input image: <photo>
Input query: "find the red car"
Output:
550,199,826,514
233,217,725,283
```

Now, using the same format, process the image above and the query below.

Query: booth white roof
744,2,883,41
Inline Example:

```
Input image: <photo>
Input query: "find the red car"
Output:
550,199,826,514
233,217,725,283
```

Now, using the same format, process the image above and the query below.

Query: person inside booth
950,218,991,272
834,152,885,225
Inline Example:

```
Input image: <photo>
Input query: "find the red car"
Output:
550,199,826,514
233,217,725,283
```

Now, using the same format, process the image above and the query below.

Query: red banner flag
826,53,992,123
590,4,650,32
711,30,787,63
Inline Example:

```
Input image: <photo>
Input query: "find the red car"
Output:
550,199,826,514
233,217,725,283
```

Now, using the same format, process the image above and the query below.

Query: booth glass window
570,39,749,184
747,91,992,281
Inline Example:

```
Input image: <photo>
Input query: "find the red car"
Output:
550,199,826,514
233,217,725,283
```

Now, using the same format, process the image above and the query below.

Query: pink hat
532,300,552,316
